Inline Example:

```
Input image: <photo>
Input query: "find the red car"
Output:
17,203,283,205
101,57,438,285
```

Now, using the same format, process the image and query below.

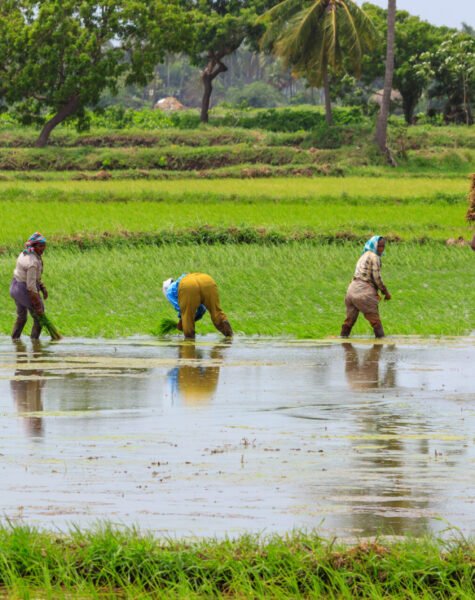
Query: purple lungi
10,278,44,313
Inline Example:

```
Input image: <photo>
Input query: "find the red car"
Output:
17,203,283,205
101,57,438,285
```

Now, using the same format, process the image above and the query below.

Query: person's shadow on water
167,341,230,406
343,342,396,391
10,340,46,438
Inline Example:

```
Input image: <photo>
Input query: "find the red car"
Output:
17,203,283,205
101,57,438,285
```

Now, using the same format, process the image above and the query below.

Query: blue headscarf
23,232,47,255
363,235,384,256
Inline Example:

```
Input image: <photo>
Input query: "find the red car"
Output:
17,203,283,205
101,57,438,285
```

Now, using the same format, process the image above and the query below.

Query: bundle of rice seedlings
159,317,178,335
38,314,62,341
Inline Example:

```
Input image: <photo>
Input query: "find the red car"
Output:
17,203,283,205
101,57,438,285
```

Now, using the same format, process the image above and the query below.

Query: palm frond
261,0,378,83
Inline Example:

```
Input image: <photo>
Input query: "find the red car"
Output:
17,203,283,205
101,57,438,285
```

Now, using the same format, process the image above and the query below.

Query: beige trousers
343,279,382,330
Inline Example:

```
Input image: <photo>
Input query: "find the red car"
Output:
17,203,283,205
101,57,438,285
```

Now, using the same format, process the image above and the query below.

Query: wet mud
0,336,473,539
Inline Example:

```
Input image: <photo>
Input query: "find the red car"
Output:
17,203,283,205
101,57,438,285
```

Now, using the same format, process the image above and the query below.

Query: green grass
0,525,473,598
0,174,468,198
0,176,471,249
1,123,473,149
0,141,473,175
1,244,474,338
0,199,470,245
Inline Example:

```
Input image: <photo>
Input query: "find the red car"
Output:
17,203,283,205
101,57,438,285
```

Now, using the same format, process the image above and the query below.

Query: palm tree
375,0,396,163
260,0,376,124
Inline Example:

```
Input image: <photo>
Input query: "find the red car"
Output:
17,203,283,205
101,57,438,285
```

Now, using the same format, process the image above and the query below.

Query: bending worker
340,235,391,339
10,232,48,340
162,272,233,339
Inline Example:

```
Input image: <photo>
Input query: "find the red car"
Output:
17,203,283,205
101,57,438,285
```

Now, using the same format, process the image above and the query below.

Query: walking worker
10,232,48,340
162,273,233,339
340,235,391,339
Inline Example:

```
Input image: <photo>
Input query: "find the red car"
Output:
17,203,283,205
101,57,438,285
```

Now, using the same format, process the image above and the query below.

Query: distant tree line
0,0,473,147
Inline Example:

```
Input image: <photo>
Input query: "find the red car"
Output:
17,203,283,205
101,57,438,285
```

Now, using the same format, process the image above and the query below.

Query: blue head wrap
363,235,384,256
23,232,47,255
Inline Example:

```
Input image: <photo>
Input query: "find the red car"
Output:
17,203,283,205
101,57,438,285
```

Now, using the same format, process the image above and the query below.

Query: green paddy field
0,118,474,598
0,171,473,338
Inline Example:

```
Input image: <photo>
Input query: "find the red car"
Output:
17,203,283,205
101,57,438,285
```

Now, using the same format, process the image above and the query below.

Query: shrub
224,82,284,109
307,124,344,149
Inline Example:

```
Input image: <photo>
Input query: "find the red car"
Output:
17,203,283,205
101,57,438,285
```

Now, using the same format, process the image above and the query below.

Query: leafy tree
362,3,451,124
417,33,475,124
259,0,377,124
180,0,280,123
0,0,187,146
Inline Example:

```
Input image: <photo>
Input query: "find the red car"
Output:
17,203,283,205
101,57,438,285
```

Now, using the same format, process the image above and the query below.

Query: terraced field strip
0,176,468,199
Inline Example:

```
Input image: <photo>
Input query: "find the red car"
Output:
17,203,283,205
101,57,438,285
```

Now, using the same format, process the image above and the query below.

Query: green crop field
0,120,473,339
0,175,468,197
0,195,471,247
1,244,473,338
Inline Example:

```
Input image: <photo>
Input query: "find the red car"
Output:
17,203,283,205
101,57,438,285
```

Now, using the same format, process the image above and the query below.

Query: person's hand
29,292,44,316
176,319,183,331
471,234,475,252
40,284,48,300
384,292,392,301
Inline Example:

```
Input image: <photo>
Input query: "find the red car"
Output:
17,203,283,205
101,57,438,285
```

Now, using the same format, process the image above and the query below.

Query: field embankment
0,121,473,178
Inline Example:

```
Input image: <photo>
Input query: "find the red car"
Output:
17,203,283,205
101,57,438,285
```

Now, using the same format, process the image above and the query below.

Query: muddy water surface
0,336,473,539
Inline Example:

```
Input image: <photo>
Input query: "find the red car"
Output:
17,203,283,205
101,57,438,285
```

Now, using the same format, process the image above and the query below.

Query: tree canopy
0,0,188,145
259,0,377,123
362,3,452,123
179,0,280,122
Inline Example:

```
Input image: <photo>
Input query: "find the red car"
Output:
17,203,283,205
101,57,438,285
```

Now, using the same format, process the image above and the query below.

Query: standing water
0,336,473,539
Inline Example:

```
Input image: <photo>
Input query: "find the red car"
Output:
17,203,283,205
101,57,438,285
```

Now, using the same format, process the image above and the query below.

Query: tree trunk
323,69,333,125
35,95,80,147
376,0,396,163
402,94,417,125
200,73,213,123
200,59,227,124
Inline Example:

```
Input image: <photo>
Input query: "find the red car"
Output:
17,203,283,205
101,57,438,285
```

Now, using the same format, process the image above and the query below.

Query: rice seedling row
0,244,473,338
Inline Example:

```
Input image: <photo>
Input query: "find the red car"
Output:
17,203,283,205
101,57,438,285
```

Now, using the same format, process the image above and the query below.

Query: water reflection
10,340,45,438
343,343,396,390
168,342,228,406
340,343,434,535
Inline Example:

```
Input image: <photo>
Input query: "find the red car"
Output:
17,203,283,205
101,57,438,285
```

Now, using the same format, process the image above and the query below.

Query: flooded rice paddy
0,336,473,539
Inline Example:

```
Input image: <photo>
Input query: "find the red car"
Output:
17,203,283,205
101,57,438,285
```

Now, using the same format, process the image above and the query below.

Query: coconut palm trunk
375,0,396,165
322,68,332,124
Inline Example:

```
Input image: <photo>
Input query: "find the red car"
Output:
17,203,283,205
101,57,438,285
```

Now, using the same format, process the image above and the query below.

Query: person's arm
39,281,48,299
26,263,44,315
371,256,391,299
26,262,38,294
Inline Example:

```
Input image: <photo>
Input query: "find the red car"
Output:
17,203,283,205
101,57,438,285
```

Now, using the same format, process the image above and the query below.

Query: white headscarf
162,278,174,298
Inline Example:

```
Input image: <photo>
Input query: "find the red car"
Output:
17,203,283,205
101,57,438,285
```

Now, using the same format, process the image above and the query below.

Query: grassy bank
0,120,474,179
0,144,472,175
0,525,473,598
0,244,473,338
